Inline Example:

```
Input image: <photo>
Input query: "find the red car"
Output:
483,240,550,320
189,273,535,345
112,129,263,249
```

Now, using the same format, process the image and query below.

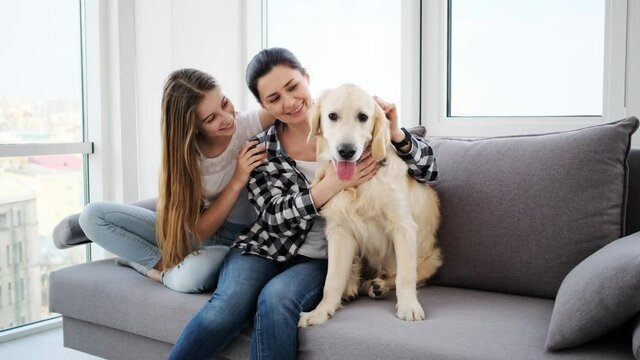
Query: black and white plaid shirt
233,122,438,262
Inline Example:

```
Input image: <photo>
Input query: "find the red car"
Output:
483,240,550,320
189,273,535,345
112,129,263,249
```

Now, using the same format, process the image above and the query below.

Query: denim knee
161,246,230,293
78,201,106,238
257,281,299,318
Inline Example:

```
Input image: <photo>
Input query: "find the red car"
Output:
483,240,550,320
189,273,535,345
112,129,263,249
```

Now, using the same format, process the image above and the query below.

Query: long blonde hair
157,69,217,270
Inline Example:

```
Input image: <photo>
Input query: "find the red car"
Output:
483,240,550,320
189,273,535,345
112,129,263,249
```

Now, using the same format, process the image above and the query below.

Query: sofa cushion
49,259,252,358
50,260,631,359
546,232,640,350
429,117,638,299
49,259,209,343
299,286,631,360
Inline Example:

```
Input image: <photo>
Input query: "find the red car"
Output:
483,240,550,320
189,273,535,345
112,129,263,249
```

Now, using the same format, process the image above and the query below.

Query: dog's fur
298,84,442,327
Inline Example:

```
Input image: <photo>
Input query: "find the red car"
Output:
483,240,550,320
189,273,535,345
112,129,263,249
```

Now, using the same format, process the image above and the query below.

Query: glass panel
0,0,83,144
0,155,85,330
265,0,403,120
449,0,605,117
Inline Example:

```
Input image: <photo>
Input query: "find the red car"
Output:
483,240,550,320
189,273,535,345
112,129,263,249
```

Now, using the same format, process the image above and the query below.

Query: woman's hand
311,151,379,209
230,141,267,191
373,96,405,144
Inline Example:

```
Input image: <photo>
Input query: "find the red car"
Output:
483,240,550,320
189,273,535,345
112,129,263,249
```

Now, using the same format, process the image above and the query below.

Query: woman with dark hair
78,68,274,293
170,48,438,360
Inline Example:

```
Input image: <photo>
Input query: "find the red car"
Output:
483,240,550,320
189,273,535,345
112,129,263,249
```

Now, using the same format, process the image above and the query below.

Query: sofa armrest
52,198,158,249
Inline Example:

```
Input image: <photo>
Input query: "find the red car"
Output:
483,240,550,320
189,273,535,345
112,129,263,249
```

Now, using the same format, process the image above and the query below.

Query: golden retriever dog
298,84,441,327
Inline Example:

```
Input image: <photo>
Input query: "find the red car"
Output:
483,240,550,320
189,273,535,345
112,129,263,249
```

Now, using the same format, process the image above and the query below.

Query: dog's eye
328,112,338,121
358,113,368,122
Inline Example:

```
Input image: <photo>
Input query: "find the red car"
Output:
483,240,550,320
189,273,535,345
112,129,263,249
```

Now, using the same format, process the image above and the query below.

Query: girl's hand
231,141,267,190
373,96,404,143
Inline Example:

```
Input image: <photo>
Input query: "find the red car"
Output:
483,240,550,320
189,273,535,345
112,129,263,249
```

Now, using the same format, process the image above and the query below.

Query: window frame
422,0,628,137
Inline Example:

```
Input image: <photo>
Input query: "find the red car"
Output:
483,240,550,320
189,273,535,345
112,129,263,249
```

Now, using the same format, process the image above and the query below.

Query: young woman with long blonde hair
78,68,275,292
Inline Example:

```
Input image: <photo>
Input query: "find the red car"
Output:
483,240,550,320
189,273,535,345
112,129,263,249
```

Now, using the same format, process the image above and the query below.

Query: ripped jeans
78,201,245,293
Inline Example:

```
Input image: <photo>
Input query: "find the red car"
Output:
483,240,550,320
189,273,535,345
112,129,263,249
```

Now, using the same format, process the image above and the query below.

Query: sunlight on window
449,0,605,117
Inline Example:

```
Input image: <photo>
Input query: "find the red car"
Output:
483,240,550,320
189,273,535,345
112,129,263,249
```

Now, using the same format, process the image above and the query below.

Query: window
0,0,91,332
7,283,12,305
261,0,419,125
19,278,25,301
448,0,605,117
0,213,7,228
421,0,628,137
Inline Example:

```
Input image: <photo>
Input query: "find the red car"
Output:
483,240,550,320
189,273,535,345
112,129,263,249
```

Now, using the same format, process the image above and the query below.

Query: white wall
97,0,640,201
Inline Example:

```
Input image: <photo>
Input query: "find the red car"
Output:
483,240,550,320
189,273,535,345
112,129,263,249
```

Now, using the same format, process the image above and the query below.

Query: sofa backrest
428,117,638,299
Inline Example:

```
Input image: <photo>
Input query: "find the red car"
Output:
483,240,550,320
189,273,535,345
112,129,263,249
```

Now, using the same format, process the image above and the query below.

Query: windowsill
0,317,62,345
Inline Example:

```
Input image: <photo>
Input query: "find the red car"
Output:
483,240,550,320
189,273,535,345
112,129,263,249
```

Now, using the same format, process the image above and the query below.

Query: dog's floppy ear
307,91,325,143
371,102,390,161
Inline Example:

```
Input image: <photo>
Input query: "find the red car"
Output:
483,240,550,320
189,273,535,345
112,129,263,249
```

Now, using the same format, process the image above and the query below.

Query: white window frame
422,0,628,137
245,0,423,128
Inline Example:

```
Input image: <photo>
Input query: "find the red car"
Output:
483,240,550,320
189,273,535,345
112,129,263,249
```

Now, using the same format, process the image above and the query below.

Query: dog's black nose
337,143,357,160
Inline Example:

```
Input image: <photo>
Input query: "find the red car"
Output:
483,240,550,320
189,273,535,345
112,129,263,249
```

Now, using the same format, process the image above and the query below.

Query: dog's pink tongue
336,160,357,181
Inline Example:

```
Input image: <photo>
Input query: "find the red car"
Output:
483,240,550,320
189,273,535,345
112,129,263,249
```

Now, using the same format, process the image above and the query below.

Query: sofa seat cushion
50,259,211,344
429,117,639,299
299,286,631,360
51,261,631,359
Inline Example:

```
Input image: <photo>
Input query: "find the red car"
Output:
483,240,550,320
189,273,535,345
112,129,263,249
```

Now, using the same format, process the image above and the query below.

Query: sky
449,0,605,116
0,0,82,100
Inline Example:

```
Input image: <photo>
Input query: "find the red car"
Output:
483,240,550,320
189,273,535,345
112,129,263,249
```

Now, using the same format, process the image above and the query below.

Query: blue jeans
78,201,244,293
169,248,328,360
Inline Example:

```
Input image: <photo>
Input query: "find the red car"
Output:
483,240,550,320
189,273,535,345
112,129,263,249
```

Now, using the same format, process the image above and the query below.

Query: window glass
0,155,85,330
448,0,605,117
0,156,86,329
0,0,83,143
0,0,87,332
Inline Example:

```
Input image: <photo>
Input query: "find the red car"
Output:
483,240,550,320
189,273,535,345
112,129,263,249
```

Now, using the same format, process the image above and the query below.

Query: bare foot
146,269,161,282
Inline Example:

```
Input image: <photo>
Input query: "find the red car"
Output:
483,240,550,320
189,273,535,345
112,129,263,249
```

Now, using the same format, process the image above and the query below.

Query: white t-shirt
198,110,263,225
294,159,328,259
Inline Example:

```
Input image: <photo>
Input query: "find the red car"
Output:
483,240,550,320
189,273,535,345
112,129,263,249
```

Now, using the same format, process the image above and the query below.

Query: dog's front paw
342,280,359,302
396,300,425,321
360,277,389,299
298,308,333,328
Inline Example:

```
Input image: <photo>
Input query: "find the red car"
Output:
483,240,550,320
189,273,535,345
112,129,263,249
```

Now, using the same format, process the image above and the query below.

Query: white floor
0,327,101,360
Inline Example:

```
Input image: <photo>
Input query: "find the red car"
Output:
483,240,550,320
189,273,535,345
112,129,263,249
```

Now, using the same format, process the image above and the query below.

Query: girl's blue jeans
78,201,242,293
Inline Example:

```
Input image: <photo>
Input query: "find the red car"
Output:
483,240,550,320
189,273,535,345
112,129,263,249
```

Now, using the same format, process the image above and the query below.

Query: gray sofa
50,117,640,360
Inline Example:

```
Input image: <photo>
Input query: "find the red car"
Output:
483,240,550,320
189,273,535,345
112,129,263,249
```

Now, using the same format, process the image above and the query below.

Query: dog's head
308,84,389,181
